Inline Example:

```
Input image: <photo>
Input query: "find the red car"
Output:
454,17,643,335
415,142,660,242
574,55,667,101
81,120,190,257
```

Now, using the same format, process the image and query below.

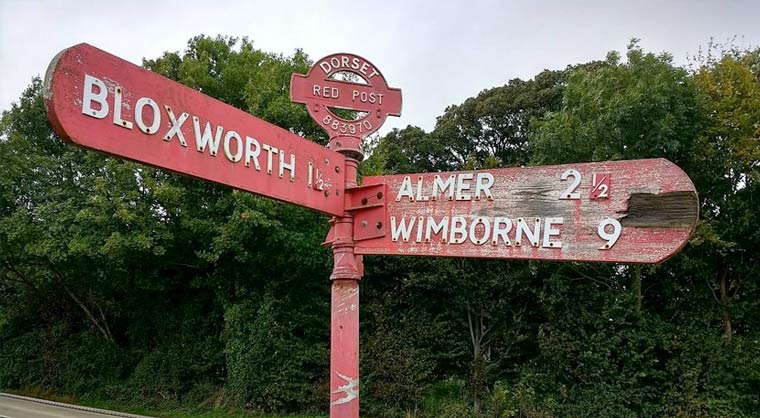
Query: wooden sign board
44,43,346,216
356,159,698,264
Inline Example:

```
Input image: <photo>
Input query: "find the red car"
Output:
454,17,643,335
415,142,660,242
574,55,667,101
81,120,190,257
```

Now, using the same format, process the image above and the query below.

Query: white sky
2,0,759,135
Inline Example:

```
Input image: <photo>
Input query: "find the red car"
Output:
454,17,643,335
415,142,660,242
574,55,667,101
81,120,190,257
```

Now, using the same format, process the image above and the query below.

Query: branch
467,308,477,353
705,275,721,305
49,267,114,344
2,261,40,292
568,266,613,289
94,299,114,342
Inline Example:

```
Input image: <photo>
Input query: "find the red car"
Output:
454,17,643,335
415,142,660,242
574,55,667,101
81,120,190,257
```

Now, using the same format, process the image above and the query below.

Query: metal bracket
347,182,386,242
322,182,387,245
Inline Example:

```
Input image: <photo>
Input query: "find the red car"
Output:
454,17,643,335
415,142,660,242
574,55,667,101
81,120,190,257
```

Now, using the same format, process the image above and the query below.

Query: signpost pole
328,137,364,417
290,53,402,417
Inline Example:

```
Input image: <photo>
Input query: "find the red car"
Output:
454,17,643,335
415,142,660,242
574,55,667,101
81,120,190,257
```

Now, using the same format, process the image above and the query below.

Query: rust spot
618,191,698,228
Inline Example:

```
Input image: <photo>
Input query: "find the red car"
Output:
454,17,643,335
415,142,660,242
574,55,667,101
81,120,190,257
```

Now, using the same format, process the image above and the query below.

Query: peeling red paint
356,159,698,264
44,43,346,216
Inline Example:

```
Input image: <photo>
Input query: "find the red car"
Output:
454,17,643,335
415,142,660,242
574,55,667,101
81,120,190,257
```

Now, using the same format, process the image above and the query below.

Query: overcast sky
2,0,760,135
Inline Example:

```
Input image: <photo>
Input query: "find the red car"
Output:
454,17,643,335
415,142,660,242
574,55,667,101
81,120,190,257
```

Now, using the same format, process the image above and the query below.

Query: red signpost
45,43,346,216
291,53,402,140
45,44,699,418
292,53,402,418
356,159,698,264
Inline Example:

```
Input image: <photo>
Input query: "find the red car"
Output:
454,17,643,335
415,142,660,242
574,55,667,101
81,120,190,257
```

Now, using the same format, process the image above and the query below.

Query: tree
0,35,332,411
525,41,760,417
691,45,760,343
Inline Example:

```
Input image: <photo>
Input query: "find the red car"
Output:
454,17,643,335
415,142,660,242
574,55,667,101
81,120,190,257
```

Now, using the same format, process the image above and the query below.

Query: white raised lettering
391,216,415,242
244,136,261,170
432,175,455,200
542,217,563,248
396,176,414,201
82,74,109,119
415,216,425,242
163,106,188,147
193,116,223,156
223,130,243,162
475,173,494,200
456,173,473,200
469,217,491,245
112,87,133,130
135,97,160,135
449,216,467,244
425,217,449,242
279,152,296,181
516,218,541,247
415,176,428,201
262,144,278,174
492,217,512,246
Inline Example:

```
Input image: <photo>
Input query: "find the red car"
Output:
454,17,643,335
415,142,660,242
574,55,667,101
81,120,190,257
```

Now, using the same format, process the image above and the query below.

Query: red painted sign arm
355,159,698,264
44,43,346,216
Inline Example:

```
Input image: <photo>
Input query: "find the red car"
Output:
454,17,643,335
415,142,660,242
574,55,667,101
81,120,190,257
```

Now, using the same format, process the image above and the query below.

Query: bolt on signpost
45,43,699,418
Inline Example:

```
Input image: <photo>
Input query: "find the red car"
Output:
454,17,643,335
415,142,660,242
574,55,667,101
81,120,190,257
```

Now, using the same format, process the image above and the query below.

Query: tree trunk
467,308,490,415
719,266,732,343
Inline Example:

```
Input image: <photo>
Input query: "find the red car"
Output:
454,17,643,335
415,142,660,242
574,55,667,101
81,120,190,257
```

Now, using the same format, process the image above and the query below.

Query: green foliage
361,301,434,417
1,35,329,414
433,67,572,169
224,295,328,413
531,41,702,167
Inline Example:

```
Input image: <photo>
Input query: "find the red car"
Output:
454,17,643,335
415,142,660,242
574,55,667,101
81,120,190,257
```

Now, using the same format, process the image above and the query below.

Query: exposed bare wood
619,191,699,228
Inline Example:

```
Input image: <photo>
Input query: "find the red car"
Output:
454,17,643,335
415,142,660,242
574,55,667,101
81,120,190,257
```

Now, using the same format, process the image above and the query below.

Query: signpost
45,43,346,216
356,159,698,264
292,53,402,418
45,44,699,418
291,53,402,140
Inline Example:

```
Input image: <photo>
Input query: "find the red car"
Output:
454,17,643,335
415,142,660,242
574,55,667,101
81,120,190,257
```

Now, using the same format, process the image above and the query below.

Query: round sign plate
291,53,402,139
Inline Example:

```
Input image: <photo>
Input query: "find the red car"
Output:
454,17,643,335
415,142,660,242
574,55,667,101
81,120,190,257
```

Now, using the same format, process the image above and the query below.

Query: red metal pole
329,137,363,418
